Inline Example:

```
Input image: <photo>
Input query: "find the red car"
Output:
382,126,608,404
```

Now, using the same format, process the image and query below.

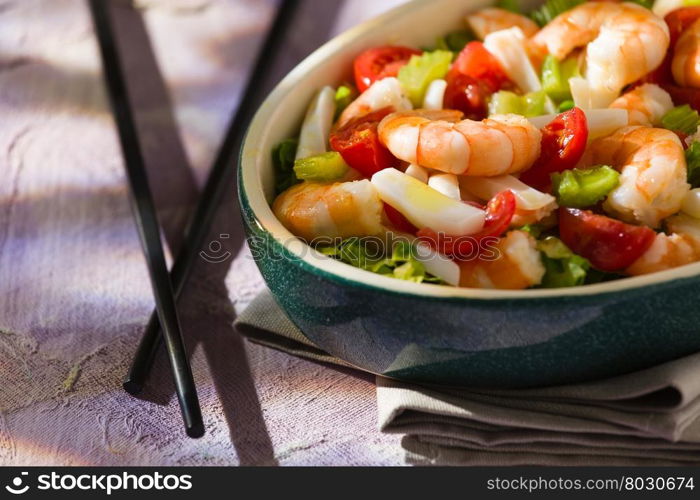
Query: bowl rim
239,0,700,301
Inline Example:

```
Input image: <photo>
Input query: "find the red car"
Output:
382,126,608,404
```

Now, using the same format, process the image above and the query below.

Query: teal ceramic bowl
239,0,700,388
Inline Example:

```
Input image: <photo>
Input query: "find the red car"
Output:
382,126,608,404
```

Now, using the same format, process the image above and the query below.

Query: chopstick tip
187,422,205,439
122,379,144,395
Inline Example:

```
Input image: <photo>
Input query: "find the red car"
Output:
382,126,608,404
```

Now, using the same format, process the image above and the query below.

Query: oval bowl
239,0,700,388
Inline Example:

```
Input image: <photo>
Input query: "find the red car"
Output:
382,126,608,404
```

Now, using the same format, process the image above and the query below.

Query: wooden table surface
0,0,408,466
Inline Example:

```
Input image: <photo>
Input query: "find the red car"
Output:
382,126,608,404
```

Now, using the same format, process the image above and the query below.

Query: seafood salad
270,0,700,290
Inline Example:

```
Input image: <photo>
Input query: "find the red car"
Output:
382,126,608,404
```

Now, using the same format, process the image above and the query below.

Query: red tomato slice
416,190,516,259
383,202,418,234
448,42,510,92
353,46,422,92
558,208,656,272
329,108,397,178
519,107,589,191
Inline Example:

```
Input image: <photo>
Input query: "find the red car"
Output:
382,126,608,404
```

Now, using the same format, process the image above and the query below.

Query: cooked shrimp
273,180,384,241
626,214,700,275
532,2,670,95
672,18,700,88
466,8,539,40
336,77,412,128
458,230,545,289
378,110,542,176
581,126,690,228
609,84,674,126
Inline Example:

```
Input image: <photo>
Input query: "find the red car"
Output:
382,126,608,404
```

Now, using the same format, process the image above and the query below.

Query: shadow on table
108,1,276,465
142,191,281,465
119,0,348,465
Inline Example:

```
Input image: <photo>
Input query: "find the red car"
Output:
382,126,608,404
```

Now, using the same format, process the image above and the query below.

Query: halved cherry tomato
636,49,674,86
383,202,418,234
637,60,673,86
519,107,589,191
666,7,700,47
448,42,510,92
481,189,517,238
660,83,700,112
443,74,493,120
558,208,656,272
329,108,397,178
416,190,516,259
443,42,511,120
637,8,700,86
353,46,422,92
673,129,690,147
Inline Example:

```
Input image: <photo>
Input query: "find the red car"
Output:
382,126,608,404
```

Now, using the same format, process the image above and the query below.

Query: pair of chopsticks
89,0,299,437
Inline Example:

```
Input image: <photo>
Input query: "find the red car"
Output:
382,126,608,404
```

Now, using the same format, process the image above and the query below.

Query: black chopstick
88,0,204,438
122,0,300,394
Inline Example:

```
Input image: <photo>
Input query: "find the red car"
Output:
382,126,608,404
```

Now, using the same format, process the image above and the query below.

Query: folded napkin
235,290,700,465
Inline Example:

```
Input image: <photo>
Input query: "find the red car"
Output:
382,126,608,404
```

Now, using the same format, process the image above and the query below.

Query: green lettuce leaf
334,84,357,120
584,268,626,285
518,224,544,239
496,0,521,13
537,236,590,288
434,29,474,54
529,0,584,27
628,0,653,8
318,238,441,284
686,140,700,188
272,138,300,195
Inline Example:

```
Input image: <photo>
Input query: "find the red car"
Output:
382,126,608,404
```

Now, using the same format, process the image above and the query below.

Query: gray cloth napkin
235,290,700,465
